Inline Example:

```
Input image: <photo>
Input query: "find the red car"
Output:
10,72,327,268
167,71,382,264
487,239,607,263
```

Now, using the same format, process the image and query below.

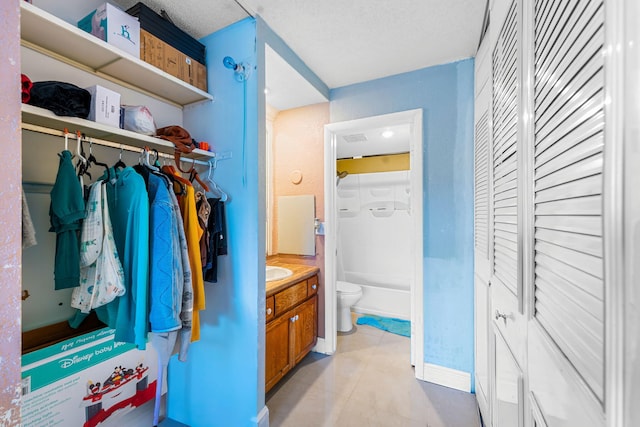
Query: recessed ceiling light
381,130,394,138
264,87,270,95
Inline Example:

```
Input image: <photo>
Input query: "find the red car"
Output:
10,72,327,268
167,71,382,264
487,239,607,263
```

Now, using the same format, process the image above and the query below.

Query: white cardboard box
78,3,140,58
85,85,121,128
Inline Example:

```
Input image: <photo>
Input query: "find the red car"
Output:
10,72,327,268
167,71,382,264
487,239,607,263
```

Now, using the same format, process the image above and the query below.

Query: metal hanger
75,131,91,181
139,146,159,172
86,136,110,181
184,158,210,192
152,149,161,168
113,145,126,170
202,160,228,202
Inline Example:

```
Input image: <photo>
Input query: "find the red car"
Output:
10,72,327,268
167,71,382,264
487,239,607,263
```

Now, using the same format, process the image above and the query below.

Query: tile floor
266,315,482,427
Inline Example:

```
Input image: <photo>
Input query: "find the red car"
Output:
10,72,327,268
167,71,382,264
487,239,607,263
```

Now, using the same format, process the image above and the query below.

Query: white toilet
336,281,363,332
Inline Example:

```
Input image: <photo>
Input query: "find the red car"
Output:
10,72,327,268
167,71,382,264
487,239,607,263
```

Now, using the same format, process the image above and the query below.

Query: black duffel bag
28,81,91,119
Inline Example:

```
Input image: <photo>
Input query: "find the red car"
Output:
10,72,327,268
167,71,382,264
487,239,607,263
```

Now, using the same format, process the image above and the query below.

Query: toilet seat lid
337,281,361,294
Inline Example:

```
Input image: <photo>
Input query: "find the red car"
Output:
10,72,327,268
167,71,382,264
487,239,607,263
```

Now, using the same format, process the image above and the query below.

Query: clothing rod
22,122,214,167
23,182,54,194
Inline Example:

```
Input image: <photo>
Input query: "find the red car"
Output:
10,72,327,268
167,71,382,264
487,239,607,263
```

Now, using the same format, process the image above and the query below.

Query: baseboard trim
422,363,471,393
253,405,269,427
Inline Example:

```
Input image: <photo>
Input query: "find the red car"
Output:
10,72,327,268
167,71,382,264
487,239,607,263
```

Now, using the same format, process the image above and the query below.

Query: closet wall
0,0,21,425
474,0,639,425
169,18,264,426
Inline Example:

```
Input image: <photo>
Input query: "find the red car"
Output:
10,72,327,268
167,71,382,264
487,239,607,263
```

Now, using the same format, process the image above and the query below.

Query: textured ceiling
241,0,485,88
112,0,250,39
113,0,485,90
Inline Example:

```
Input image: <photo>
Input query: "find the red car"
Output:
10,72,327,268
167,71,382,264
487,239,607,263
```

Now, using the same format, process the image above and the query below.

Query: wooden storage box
126,2,205,64
140,29,207,92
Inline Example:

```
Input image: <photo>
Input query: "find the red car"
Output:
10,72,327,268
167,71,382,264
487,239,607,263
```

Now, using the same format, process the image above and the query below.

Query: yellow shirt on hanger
179,183,205,342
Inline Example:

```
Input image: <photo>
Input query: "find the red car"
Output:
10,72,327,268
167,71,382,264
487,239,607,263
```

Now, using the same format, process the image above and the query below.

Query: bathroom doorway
322,109,424,375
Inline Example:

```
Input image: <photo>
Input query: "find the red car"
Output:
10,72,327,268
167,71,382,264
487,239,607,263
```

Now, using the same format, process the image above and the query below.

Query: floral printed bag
72,183,125,312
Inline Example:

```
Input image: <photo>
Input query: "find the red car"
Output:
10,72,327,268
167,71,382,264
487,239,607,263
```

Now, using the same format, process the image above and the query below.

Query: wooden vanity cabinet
291,296,317,365
265,274,318,392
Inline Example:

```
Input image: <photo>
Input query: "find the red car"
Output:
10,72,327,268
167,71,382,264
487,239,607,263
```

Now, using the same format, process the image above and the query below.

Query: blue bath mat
356,315,410,337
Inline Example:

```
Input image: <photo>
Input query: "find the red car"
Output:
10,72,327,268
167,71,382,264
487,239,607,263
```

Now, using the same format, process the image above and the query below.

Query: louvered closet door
533,0,605,401
475,106,490,262
492,0,519,297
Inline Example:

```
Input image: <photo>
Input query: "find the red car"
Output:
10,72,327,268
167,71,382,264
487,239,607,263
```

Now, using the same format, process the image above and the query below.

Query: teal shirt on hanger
49,150,85,290
70,167,150,350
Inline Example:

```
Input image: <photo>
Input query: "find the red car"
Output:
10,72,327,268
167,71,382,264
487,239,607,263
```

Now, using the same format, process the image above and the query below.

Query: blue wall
167,18,264,426
330,59,476,387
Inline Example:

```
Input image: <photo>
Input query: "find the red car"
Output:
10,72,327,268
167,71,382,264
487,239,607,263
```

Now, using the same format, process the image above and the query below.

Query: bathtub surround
336,170,412,320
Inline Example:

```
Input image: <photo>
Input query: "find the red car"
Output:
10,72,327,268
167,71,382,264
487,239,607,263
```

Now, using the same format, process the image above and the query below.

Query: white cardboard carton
78,3,140,58
85,85,121,128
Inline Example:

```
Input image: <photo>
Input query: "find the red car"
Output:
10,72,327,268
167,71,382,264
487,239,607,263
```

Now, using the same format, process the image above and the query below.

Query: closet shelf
20,2,213,107
22,104,215,160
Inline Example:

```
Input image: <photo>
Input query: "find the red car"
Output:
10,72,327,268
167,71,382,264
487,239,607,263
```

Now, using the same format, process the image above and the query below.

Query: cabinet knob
267,308,272,315
291,316,296,322
312,284,317,290
495,310,508,323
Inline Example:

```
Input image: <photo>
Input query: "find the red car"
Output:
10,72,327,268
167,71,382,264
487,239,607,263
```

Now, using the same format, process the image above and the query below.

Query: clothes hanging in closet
162,165,205,342
70,167,150,350
195,191,211,269
168,188,193,361
133,162,194,359
146,171,183,333
203,197,227,283
107,167,150,348
50,150,85,290
22,187,37,249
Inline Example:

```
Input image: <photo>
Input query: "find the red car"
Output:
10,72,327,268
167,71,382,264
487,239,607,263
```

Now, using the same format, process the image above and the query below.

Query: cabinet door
265,313,293,392
292,295,317,365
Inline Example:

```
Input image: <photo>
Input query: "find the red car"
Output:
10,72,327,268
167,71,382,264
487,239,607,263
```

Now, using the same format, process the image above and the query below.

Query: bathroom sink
266,266,293,282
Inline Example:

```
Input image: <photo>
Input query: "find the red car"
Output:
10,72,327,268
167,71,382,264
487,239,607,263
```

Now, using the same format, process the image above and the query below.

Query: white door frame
319,109,424,378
